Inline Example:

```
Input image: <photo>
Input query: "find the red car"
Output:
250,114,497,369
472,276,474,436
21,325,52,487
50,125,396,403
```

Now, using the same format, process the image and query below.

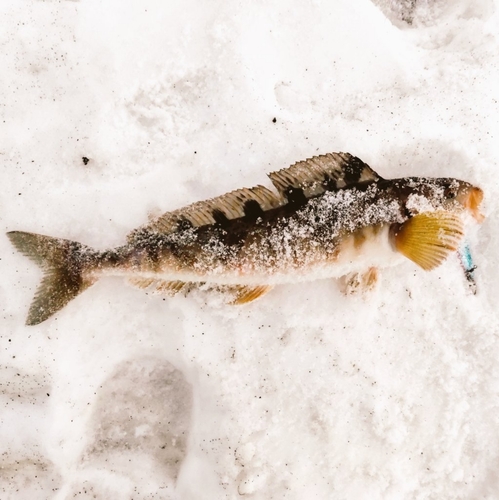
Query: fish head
398,178,484,223
455,182,484,223
388,178,483,272
432,178,484,223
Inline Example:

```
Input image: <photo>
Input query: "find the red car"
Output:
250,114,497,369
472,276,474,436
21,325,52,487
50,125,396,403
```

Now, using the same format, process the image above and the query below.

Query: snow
1,0,498,498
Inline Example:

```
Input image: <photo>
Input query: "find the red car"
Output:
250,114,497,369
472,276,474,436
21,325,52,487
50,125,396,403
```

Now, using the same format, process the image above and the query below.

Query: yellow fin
128,278,197,296
217,284,273,304
392,211,464,271
127,278,271,304
128,278,155,289
154,280,196,295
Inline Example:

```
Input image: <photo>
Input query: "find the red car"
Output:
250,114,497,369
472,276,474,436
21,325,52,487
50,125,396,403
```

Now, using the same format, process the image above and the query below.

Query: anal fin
128,278,198,296
127,278,272,304
217,284,273,304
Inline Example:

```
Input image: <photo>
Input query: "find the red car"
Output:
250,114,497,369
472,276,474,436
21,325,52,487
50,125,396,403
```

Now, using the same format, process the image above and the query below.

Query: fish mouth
466,187,485,223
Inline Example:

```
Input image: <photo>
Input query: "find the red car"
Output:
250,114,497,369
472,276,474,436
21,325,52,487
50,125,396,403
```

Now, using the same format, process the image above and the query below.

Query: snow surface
1,0,499,498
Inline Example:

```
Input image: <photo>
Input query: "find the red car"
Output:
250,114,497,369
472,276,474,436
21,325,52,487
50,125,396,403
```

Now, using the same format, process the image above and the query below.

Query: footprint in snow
67,356,193,499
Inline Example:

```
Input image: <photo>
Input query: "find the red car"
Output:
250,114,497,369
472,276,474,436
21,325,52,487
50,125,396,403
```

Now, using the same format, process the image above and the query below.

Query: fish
7,152,484,325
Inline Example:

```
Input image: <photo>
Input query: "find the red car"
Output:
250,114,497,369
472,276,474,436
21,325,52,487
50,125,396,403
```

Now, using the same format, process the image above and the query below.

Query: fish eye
444,186,457,199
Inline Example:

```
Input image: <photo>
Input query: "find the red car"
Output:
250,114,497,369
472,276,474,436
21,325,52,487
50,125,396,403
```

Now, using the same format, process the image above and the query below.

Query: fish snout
466,187,485,223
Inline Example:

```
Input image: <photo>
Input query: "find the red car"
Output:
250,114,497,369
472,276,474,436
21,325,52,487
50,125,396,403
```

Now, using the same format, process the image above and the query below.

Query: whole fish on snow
7,152,484,325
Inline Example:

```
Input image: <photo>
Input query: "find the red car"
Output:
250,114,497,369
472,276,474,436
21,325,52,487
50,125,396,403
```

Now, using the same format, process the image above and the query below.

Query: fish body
7,152,484,325
118,187,401,284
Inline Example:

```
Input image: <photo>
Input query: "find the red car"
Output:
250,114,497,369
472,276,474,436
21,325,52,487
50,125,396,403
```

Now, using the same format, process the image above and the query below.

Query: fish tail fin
7,231,99,325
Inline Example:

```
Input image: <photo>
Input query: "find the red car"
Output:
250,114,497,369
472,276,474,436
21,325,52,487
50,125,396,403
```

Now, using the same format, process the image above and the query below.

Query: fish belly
330,225,405,280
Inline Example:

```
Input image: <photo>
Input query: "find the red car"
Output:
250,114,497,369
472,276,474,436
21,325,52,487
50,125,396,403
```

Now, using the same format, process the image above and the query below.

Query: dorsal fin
128,152,377,243
127,185,284,241
268,152,380,199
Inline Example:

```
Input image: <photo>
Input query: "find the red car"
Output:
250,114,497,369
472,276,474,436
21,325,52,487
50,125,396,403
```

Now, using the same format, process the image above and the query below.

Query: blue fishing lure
458,243,477,294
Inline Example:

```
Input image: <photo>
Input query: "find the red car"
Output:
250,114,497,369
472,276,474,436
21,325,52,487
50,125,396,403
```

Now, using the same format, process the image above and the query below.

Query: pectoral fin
391,211,464,271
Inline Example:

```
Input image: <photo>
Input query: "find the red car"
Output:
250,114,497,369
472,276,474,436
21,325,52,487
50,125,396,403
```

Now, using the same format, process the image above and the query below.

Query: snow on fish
7,152,484,325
